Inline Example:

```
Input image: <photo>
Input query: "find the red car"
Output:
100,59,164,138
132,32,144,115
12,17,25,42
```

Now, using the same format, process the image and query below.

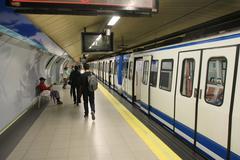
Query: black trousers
72,85,81,103
83,90,95,115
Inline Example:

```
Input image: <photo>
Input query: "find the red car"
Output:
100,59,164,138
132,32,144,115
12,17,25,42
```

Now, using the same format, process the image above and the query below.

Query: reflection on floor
7,86,159,160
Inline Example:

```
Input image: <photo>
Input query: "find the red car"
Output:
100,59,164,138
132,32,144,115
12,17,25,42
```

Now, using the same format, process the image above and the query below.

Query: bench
35,87,50,108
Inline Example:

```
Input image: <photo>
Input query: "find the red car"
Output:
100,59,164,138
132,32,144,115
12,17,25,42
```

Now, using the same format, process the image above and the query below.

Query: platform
5,84,204,160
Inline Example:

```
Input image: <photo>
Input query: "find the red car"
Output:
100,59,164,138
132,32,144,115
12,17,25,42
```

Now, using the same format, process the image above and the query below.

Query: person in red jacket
37,77,63,104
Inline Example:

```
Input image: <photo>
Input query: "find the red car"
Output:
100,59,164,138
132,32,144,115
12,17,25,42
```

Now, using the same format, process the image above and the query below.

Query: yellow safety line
99,84,181,160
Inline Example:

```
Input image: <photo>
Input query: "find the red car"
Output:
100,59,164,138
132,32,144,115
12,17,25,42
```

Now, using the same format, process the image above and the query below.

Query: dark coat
69,70,81,86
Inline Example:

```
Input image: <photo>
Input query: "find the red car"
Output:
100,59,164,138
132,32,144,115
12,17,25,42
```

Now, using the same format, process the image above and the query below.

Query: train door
140,55,152,113
196,47,236,159
127,58,134,99
175,50,201,144
114,60,117,89
175,47,237,159
109,61,112,86
231,46,240,159
134,58,143,101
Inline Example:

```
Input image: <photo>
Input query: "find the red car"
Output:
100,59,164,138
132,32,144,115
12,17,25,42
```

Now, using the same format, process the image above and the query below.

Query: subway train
90,30,240,160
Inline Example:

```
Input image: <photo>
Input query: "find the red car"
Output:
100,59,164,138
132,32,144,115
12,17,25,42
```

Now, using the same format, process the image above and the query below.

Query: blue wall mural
0,0,66,56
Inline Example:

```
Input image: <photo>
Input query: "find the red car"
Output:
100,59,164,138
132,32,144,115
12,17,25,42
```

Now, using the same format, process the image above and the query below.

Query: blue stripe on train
231,152,240,160
122,91,132,102
174,121,195,139
150,107,174,126
136,100,149,110
137,102,240,160
141,33,240,54
196,132,228,159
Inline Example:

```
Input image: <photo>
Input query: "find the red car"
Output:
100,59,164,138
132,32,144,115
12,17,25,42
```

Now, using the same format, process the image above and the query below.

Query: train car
93,30,240,160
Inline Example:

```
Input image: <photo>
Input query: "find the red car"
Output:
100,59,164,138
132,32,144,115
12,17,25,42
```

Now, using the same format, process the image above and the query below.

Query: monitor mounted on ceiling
7,0,159,16
81,32,113,53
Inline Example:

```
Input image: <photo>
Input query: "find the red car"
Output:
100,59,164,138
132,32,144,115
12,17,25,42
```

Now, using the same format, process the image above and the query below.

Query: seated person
37,77,63,104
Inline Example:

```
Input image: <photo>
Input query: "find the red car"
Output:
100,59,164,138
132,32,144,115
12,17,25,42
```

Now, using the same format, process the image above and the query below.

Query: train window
142,61,149,85
109,63,111,74
129,62,133,80
102,63,104,71
150,60,159,87
108,63,110,73
106,63,108,73
180,59,195,97
159,59,173,91
205,57,227,106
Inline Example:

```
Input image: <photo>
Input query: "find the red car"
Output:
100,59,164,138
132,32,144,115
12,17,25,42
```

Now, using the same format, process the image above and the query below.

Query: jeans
83,90,95,115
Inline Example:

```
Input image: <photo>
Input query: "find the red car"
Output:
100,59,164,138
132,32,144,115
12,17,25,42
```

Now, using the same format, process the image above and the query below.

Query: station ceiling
26,0,240,61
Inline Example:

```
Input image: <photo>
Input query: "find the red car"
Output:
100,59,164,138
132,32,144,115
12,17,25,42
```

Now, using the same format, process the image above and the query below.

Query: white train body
91,30,240,160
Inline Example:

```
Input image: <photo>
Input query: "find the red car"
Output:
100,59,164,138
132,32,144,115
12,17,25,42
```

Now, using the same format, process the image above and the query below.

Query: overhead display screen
82,32,113,52
11,0,153,9
7,0,158,15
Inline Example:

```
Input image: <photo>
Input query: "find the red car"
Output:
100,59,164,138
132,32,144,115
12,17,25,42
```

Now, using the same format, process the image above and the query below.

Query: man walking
82,63,96,120
69,66,81,106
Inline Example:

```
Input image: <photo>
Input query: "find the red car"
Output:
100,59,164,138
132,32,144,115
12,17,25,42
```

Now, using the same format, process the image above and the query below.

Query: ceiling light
107,16,120,26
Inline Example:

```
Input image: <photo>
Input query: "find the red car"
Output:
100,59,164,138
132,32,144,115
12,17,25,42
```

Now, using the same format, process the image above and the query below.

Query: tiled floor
7,87,158,160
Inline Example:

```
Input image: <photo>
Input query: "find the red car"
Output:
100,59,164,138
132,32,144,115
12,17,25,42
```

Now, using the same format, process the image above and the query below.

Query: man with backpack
82,63,98,120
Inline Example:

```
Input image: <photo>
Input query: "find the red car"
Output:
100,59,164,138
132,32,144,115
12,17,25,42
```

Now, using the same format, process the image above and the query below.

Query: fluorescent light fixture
107,16,120,26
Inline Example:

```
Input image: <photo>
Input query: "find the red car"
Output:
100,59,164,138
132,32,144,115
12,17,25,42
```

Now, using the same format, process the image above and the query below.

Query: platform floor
6,85,172,160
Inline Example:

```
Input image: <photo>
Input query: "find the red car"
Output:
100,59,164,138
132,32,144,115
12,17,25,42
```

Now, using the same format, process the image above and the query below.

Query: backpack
88,73,98,92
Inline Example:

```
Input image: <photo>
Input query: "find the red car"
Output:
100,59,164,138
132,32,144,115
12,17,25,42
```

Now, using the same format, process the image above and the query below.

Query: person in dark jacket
82,63,95,120
69,66,81,106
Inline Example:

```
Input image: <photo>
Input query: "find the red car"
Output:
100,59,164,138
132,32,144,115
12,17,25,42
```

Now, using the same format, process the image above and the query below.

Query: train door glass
150,60,159,87
175,50,201,144
105,62,108,83
140,55,152,108
109,61,112,86
134,59,143,101
159,59,173,91
122,61,129,92
127,60,133,97
196,47,236,159
111,61,114,87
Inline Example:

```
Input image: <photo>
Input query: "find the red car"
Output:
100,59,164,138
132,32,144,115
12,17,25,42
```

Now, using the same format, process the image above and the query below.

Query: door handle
199,89,202,99
194,88,198,98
